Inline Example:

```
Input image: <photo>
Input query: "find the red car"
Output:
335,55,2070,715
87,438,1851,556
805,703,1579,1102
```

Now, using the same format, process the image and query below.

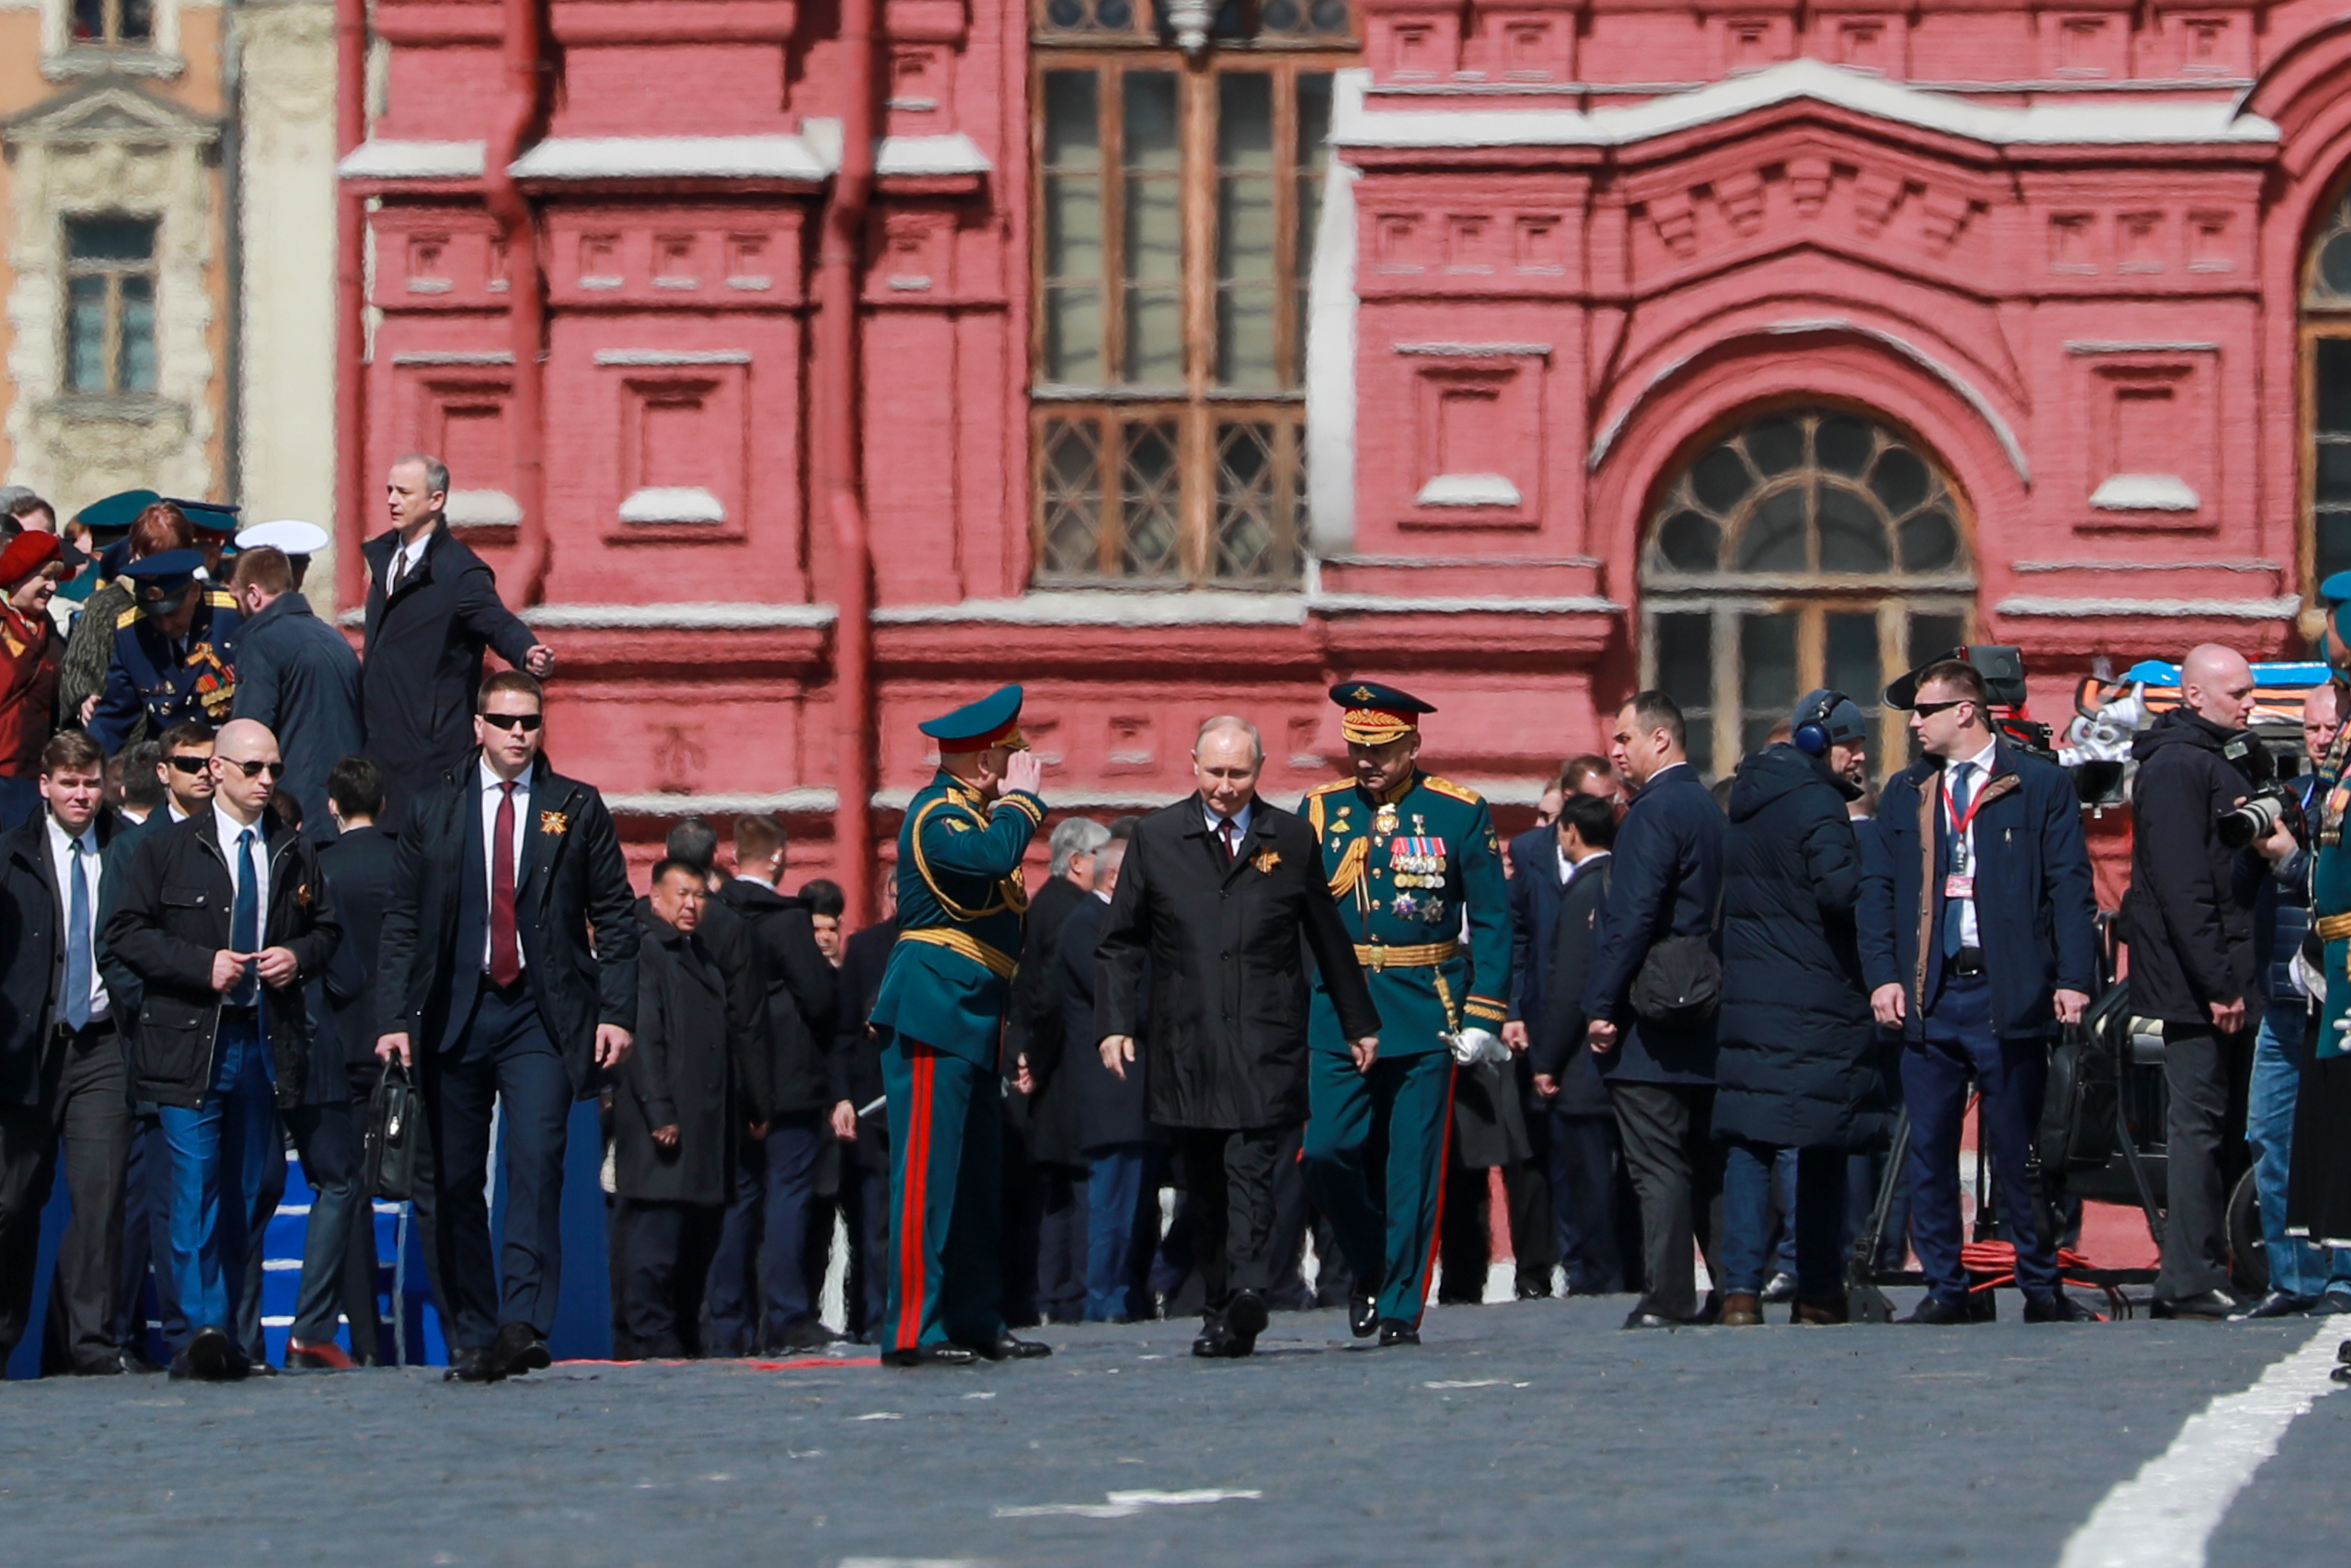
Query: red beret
0,530,65,588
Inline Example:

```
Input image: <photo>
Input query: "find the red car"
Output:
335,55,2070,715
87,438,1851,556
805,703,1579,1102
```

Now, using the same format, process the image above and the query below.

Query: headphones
1792,689,1851,757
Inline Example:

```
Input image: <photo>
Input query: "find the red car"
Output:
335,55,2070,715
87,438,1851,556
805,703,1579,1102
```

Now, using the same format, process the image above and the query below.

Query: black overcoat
226,591,363,840
717,878,836,1118
1095,795,1378,1130
1008,873,1089,1168
1580,764,1723,1086
1059,890,1154,1152
316,824,397,1080
2119,708,2261,1026
616,914,736,1205
833,917,895,1173
1711,744,1893,1150
0,812,116,1106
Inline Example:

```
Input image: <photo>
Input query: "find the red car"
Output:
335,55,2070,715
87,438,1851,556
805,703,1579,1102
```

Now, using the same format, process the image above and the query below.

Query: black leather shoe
1222,1290,1269,1352
225,1348,260,1379
70,1353,127,1376
493,1321,552,1375
2023,1293,2097,1323
1193,1318,1245,1358
171,1326,233,1381
2230,1289,2314,1321
883,1344,978,1367
2311,1293,2351,1317
2152,1289,2242,1320
1900,1295,1977,1325
1377,1319,1420,1346
1621,1309,1703,1330
444,1346,506,1383
969,1332,1052,1362
1348,1289,1380,1339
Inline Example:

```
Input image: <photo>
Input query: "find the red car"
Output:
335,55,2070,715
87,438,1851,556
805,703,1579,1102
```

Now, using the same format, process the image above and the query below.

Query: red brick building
335,0,2351,915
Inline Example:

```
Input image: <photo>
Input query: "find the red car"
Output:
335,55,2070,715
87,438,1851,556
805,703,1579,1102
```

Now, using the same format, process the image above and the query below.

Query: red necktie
490,782,522,986
1219,818,1238,863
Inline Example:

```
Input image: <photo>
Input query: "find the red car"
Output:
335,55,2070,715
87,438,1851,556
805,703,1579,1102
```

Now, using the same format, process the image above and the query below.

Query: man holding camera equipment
1860,657,2098,1324
2123,644,2293,1320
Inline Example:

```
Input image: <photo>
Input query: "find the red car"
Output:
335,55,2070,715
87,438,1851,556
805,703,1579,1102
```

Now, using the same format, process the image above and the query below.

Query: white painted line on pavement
995,1488,1262,1520
2057,1325,2345,1568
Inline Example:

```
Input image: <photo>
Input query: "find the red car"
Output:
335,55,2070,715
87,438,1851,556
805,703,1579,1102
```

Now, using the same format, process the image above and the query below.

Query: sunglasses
220,758,285,778
480,711,544,732
1911,698,1975,718
167,755,211,775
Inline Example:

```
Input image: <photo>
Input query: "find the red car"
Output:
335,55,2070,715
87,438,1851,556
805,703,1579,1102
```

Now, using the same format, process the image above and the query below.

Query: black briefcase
363,1062,421,1202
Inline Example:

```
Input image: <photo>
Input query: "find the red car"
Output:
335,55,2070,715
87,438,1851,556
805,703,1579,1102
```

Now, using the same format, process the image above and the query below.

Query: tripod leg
1848,1107,1909,1324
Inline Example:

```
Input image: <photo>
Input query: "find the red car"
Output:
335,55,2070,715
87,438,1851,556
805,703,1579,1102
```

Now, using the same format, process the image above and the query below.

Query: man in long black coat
1095,718,1378,1356
1530,791,1631,1295
1711,692,1891,1325
360,456,552,827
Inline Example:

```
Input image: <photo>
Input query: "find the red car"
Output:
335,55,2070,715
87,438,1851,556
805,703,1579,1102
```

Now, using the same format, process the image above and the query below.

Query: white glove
1449,1026,1508,1067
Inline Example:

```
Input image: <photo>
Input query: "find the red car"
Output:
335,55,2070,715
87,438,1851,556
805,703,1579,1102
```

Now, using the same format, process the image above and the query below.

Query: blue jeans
156,1020,282,1339
1085,1145,1162,1321
1720,1139,1845,1300
2249,1005,2351,1299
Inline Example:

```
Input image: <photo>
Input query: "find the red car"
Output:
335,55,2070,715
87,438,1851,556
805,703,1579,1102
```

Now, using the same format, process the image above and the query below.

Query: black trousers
619,1199,723,1355
2155,1025,2250,1301
1034,1163,1089,1324
0,1023,131,1371
1173,1125,1285,1315
1608,1080,1722,1321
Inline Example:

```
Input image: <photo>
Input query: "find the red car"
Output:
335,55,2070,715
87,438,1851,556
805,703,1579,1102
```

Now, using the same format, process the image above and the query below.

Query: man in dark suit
1531,791,1630,1295
1061,836,1162,1321
374,670,638,1382
360,455,553,827
1096,717,1379,1357
1582,691,1725,1329
1859,658,2099,1325
0,732,130,1374
833,892,897,1340
226,547,363,843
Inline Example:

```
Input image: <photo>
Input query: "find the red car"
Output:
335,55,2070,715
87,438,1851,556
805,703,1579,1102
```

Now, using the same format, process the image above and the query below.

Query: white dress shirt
390,526,432,591
479,757,533,973
213,806,271,950
1943,738,1999,950
43,814,109,1023
1563,848,1612,894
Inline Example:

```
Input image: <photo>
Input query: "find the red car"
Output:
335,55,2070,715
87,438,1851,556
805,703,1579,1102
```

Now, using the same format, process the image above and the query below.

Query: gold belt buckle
1368,942,1386,973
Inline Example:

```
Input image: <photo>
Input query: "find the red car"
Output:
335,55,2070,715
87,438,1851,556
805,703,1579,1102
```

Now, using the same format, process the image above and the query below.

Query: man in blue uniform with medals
870,685,1054,1367
1300,682,1512,1344
87,550,242,755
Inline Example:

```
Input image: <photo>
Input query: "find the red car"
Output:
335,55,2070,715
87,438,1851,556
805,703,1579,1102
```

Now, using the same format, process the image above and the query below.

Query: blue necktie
63,836,91,1031
1942,763,1974,958
233,827,260,1007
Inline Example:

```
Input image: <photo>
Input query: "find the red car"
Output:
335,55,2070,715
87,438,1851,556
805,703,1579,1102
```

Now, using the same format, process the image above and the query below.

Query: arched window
2305,190,2351,592
1640,408,1976,776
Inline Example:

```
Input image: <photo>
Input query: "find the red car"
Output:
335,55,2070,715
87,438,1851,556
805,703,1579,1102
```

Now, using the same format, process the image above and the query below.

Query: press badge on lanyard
1943,774,1986,903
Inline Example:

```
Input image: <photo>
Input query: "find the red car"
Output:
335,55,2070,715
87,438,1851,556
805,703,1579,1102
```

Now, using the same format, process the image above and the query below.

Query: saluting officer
87,550,241,755
1300,681,1512,1344
870,685,1054,1367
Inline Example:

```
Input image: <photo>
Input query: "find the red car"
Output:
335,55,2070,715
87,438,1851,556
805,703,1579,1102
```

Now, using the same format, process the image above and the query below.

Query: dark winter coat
716,877,836,1117
1095,795,1378,1131
316,823,397,1078
616,911,737,1205
0,812,116,1106
1580,763,1723,1085
1505,823,1572,1035
1531,853,1617,1117
2119,708,2261,1026
1711,744,1892,1150
1008,873,1089,1168
833,917,895,1173
226,591,363,841
1858,741,2099,1041
1060,890,1154,1153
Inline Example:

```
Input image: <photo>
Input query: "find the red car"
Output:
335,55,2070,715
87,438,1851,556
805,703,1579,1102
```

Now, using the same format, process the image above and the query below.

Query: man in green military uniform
1301,681,1513,1344
870,684,1054,1367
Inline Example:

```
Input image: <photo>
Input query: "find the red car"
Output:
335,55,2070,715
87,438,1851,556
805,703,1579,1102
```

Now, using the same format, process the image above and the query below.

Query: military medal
1390,892,1419,918
1373,802,1399,836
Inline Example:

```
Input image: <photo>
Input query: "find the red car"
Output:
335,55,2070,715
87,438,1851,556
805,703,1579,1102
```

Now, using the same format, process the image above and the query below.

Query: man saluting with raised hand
871,686,1052,1366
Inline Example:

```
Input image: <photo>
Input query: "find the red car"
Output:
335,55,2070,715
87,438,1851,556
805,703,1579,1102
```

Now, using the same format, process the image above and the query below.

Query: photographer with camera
2122,644,2295,1320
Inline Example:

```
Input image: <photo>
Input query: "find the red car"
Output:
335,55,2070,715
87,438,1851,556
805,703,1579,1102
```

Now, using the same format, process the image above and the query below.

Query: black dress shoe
2230,1289,2314,1321
2311,1293,2351,1317
70,1353,127,1376
1223,1290,1269,1351
1900,1295,1978,1325
2023,1293,2098,1323
1192,1319,1245,1359
969,1332,1052,1362
227,1350,263,1379
444,1346,507,1383
2152,1289,2242,1320
1377,1320,1420,1346
172,1326,234,1381
1348,1289,1380,1339
1621,1309,1703,1330
492,1321,552,1375
883,1344,978,1367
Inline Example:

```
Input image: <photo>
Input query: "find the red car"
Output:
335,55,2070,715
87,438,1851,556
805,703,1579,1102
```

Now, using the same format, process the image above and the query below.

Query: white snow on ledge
338,140,486,180
1415,474,1523,508
877,133,993,178
445,490,520,527
618,487,727,525
2089,474,2200,512
1332,59,2280,152
1995,595,2298,620
521,603,837,629
508,135,830,182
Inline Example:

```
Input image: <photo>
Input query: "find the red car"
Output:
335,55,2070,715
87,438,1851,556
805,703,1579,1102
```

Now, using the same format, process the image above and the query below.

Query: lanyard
1942,767,1990,869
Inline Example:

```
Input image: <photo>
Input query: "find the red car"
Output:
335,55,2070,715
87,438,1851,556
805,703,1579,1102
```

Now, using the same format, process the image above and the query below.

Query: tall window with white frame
1639,408,1977,778
1031,0,1357,588
2305,188,2351,601
63,216,160,398
72,0,155,47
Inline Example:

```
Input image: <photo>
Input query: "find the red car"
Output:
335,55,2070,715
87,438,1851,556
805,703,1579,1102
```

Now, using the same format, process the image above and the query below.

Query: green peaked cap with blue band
918,684,1030,751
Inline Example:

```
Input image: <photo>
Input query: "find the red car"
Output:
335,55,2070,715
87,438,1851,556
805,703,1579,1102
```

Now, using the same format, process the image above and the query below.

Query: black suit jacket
717,878,838,1117
1096,795,1378,1130
835,917,896,1172
1008,874,1089,1168
1059,891,1154,1153
0,812,116,1105
359,523,536,824
1531,854,1617,1118
375,754,639,1096
317,824,398,1078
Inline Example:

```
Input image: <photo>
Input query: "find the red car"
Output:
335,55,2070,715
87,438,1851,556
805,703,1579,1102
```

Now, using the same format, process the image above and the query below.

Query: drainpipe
332,0,366,611
484,0,551,606
817,0,879,928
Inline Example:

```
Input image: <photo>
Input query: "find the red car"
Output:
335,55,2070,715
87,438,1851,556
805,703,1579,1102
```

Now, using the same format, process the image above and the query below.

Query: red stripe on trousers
1414,1061,1459,1328
895,1048,935,1349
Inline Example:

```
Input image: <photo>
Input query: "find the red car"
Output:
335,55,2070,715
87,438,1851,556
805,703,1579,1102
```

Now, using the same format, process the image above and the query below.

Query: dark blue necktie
232,827,260,1007
63,836,91,1031
1942,763,1974,958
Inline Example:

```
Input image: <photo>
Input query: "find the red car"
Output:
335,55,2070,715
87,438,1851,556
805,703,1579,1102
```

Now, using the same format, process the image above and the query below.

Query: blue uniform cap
918,684,1029,751
2320,571,2351,608
1330,679,1435,744
122,548,206,614
72,489,159,539
163,498,240,539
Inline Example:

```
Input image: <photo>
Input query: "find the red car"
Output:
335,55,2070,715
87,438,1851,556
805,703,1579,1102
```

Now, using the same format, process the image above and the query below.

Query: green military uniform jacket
870,770,1046,1066
1299,769,1511,1056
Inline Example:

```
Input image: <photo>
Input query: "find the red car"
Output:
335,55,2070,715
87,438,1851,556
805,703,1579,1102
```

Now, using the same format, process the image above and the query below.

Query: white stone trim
1994,595,2299,620
444,490,520,527
617,486,727,525
2090,474,2200,512
1309,593,1621,615
336,139,486,180
391,352,513,366
1304,160,1360,555
2066,340,2221,355
593,350,751,366
2013,559,2280,573
1332,60,2281,153
1414,474,1523,507
506,135,830,183
604,790,839,817
1396,342,1553,358
522,602,838,629
875,593,1311,627
876,133,992,178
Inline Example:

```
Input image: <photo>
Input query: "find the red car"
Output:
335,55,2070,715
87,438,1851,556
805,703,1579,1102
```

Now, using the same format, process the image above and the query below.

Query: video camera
1886,643,2061,763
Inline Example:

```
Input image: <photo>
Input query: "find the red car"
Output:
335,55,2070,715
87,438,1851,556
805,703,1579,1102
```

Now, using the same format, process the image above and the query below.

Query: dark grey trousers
1608,1080,1721,1321
1175,1125,1286,1314
0,1025,131,1371
2155,1026,2246,1301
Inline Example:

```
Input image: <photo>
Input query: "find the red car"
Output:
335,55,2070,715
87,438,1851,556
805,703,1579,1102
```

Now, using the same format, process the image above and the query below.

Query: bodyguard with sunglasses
102,720,341,1378
375,672,638,1381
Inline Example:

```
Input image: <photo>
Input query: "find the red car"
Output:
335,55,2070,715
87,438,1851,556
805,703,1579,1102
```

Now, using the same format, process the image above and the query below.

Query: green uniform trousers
1303,1048,1458,1327
881,1037,1004,1354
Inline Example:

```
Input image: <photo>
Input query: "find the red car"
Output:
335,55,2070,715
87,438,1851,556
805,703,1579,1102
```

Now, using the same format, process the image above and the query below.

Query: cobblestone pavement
2,1292,2345,1568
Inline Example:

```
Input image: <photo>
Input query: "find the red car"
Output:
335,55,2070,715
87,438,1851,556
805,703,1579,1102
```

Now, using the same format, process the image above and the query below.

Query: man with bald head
2123,642,2292,1318
104,718,340,1378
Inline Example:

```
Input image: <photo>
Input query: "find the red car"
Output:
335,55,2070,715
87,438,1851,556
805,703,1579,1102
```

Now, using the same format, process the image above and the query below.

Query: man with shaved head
2123,642,2293,1319
103,718,340,1378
